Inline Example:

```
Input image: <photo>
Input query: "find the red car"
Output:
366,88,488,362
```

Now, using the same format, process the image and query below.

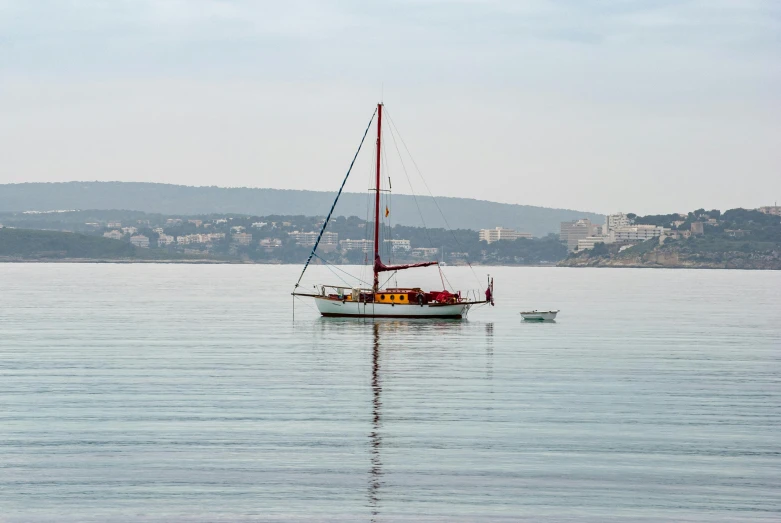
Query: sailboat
292,102,494,319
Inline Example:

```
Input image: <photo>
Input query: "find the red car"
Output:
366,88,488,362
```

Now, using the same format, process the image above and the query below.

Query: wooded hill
0,182,603,237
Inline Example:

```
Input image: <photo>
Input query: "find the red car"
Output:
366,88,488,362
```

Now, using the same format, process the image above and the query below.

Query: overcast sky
1,0,779,215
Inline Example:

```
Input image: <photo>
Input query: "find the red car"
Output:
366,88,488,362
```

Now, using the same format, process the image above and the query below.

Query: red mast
373,102,383,293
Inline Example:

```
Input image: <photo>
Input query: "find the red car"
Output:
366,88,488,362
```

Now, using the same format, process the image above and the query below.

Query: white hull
315,297,469,318
521,310,558,321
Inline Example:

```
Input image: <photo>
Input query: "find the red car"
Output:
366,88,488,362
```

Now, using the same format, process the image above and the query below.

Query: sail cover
374,254,438,273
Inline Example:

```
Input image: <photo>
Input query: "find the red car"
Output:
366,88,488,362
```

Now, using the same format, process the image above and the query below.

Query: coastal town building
107,221,122,228
121,227,138,235
691,222,705,235
560,219,596,252
605,213,631,232
259,238,282,249
411,247,439,258
758,206,781,216
289,231,338,247
384,239,411,253
577,236,611,251
612,225,667,242
188,219,203,227
231,232,253,246
129,235,149,248
251,222,268,228
103,230,123,240
157,234,175,246
576,224,668,251
176,233,225,245
340,239,373,252
479,227,533,244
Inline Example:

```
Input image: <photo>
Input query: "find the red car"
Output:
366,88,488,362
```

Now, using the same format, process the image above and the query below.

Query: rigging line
294,294,319,314
294,108,377,289
379,136,390,260
380,271,398,288
388,173,393,263
385,110,483,287
362,140,375,283
383,113,436,251
314,254,352,287
438,264,455,292
314,253,372,287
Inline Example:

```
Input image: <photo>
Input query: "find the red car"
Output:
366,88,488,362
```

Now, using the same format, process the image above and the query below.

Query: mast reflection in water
369,322,383,520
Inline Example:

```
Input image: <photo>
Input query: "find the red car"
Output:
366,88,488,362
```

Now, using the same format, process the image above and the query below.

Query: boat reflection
316,317,465,338
312,318,493,519
485,322,493,381
369,322,382,520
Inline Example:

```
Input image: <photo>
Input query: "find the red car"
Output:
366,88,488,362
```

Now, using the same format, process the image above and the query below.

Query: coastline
0,257,562,267
557,257,781,270
2,257,780,269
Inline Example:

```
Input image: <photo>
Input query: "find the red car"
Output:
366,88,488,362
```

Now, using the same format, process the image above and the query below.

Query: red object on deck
434,290,456,303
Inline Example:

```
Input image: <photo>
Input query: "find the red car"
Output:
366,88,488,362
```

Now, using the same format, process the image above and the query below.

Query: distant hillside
559,208,781,270
0,182,603,237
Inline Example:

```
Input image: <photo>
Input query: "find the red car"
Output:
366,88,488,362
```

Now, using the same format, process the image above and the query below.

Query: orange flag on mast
385,206,390,218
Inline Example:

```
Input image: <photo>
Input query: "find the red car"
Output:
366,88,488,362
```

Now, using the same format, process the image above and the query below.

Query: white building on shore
384,239,411,253
560,219,596,252
289,231,338,247
340,239,373,252
612,225,666,242
577,225,668,251
479,227,533,244
260,238,282,249
411,247,439,258
232,232,253,246
103,230,123,240
576,236,611,251
606,213,631,232
157,234,175,246
130,235,149,248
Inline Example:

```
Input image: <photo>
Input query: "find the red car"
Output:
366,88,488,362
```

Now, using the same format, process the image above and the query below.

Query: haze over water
1,264,779,522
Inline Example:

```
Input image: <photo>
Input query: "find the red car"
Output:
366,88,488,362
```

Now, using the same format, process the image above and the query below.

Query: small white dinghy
520,310,559,321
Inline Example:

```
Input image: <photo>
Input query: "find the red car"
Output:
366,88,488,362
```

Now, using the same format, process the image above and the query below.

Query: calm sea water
0,264,779,522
